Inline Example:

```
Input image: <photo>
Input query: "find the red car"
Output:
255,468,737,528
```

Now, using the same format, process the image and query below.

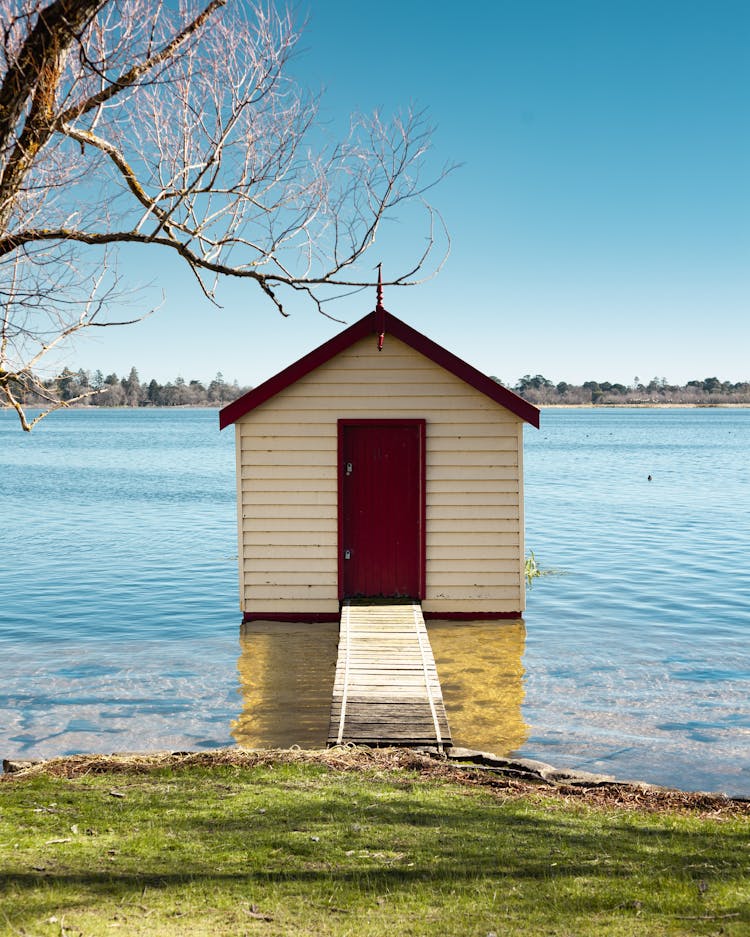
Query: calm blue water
523,408,750,796
1,407,748,797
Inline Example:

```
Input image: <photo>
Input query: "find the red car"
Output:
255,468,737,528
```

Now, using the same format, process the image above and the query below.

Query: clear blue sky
69,0,748,388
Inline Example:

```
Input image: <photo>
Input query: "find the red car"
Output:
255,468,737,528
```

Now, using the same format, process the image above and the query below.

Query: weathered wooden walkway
328,601,452,749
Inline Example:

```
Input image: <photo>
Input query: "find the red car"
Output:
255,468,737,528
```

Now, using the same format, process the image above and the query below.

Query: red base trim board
243,610,523,623
242,611,340,623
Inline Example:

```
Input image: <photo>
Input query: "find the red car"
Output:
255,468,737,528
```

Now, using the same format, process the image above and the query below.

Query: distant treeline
13,367,251,408
499,374,750,406
7,367,750,409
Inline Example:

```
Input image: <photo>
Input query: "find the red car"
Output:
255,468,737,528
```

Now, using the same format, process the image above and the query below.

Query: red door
339,421,425,599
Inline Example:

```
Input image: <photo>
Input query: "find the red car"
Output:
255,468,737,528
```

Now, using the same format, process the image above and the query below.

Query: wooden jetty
328,601,452,749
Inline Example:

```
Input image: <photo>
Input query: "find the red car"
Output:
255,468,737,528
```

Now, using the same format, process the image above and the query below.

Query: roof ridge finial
375,263,385,351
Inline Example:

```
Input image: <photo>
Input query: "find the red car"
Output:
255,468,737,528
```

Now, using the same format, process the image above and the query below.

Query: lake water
1,408,748,797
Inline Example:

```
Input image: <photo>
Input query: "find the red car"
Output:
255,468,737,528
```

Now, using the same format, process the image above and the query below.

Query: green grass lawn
1,749,747,936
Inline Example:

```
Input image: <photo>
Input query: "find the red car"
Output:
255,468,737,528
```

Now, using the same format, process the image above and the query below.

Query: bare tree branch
0,0,452,429
56,0,228,126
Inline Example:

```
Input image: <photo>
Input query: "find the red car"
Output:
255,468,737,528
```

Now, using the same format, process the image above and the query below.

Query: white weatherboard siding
236,334,525,617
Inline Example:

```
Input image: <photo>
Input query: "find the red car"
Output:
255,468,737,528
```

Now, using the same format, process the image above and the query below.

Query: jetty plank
328,601,452,749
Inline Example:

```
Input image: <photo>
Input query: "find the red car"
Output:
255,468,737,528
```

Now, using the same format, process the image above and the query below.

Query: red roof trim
384,313,540,428
219,315,372,429
219,310,540,429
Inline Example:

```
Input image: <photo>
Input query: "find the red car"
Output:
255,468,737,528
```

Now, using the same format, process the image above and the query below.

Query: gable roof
219,308,540,430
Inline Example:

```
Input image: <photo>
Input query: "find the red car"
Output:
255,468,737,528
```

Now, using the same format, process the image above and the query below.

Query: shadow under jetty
231,621,339,749
427,619,529,755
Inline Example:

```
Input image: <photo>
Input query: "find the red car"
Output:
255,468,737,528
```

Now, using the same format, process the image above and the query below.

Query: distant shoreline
4,402,750,414
540,402,750,409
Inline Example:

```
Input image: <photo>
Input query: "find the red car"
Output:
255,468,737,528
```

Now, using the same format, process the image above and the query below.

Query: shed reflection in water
231,618,527,754
428,619,528,755
231,621,339,749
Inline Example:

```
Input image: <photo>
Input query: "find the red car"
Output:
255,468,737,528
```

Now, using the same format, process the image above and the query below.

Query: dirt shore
4,746,748,817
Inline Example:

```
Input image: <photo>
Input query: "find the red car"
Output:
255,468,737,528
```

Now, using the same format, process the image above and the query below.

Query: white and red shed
220,302,539,622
